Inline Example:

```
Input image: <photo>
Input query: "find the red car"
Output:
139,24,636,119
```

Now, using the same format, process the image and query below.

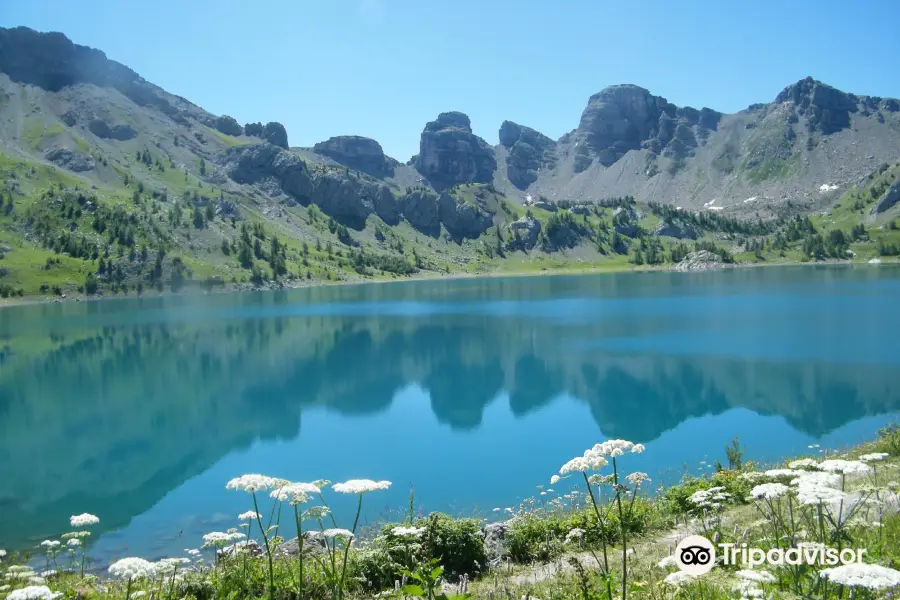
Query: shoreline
1,257,898,309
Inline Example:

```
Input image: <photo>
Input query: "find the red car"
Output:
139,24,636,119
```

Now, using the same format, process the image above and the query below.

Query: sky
3,0,900,160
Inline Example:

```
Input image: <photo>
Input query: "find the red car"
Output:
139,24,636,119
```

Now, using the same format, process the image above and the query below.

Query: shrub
876,423,900,456
417,513,486,580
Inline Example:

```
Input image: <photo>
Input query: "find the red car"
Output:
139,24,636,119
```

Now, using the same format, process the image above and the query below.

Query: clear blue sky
3,0,900,160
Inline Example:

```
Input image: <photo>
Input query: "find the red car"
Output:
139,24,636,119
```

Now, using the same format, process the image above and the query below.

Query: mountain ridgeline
0,25,899,298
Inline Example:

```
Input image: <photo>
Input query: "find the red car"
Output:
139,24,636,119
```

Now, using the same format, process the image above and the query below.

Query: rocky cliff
414,112,497,190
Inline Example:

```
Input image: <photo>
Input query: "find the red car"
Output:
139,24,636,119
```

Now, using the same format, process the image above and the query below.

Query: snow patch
819,184,839,193
743,196,757,204
708,206,724,211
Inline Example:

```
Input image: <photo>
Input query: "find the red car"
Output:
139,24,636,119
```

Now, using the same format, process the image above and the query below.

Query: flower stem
612,457,627,600
582,471,612,600
253,492,275,600
294,505,305,600
337,493,364,600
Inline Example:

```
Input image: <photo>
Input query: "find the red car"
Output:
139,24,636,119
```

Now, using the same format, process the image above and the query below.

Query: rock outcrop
263,122,289,149
498,120,557,190
775,77,858,135
873,180,900,214
675,250,724,271
214,115,243,137
438,192,494,239
575,85,721,166
44,147,95,172
414,112,496,190
655,218,700,240
224,144,489,238
244,122,264,138
612,206,640,237
507,216,541,248
88,119,136,140
401,190,440,236
313,135,394,177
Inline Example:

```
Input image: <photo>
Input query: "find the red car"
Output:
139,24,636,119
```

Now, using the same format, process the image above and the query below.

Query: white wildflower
564,528,585,544
184,548,201,556
819,563,900,590
663,571,695,586
311,479,331,489
321,528,355,539
818,460,872,475
202,531,245,546
739,472,767,482
750,483,789,500
0,585,10,592
391,526,424,538
332,479,391,494
69,513,99,527
39,571,56,579
632,443,645,453
858,453,889,462
791,471,842,487
303,506,331,520
788,458,819,469
108,557,155,580
550,475,560,485
591,439,639,457
657,555,677,569
796,482,845,505
226,474,284,493
131,592,147,600
626,472,650,487
271,482,320,504
238,511,261,521
153,558,190,576
7,586,62,600
28,577,47,585
61,531,90,539
559,455,606,475
66,539,81,548
736,569,776,583
764,469,802,479
39,541,61,550
0,549,5,558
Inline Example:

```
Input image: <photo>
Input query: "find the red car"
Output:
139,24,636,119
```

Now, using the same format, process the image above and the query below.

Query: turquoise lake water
1,265,899,560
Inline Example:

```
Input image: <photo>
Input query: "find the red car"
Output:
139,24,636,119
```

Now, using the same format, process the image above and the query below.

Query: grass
2,427,899,600
21,119,65,150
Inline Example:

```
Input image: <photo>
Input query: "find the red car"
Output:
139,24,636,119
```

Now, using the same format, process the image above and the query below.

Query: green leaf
429,566,444,579
401,584,425,596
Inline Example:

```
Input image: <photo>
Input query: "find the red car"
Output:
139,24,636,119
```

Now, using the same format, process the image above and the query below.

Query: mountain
0,26,898,299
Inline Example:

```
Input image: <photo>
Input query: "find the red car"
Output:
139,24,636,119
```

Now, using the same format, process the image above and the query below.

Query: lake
1,265,899,561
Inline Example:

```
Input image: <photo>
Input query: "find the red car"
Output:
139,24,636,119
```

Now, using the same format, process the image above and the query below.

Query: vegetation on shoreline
3,426,899,599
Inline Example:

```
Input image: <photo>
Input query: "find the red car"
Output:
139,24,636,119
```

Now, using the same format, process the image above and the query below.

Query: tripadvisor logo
675,535,868,573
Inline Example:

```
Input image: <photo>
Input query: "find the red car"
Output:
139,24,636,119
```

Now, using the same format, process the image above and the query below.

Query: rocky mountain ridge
0,26,899,299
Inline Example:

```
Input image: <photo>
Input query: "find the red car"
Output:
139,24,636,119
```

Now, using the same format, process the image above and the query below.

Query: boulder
483,522,509,562
313,135,394,177
401,190,440,236
508,216,541,248
414,112,496,190
873,181,900,214
88,119,135,140
570,205,591,215
263,122,289,149
215,115,243,137
675,250,724,271
44,147,95,172
277,534,328,558
655,219,700,240
438,192,494,239
534,200,557,212
216,197,238,218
